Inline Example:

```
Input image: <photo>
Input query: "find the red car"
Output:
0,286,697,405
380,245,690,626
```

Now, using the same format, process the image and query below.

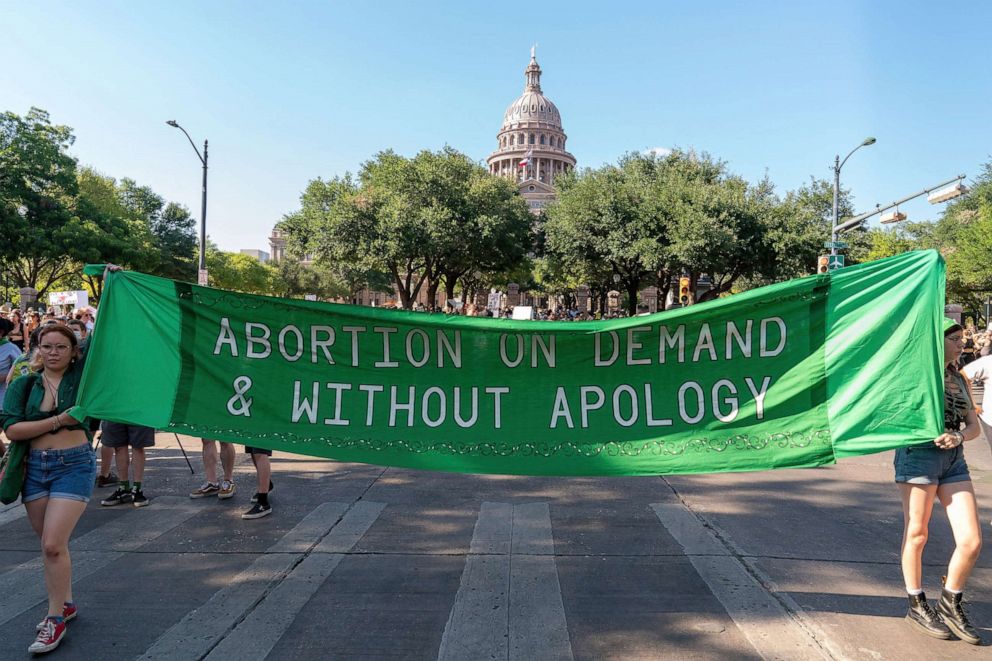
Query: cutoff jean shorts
22,444,97,503
894,444,971,486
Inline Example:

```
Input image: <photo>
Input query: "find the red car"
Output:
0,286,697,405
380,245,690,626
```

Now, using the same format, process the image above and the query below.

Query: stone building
486,48,576,214
268,227,311,266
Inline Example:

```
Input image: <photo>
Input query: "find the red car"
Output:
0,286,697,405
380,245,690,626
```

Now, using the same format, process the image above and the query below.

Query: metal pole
200,139,208,274
173,433,195,474
831,155,840,256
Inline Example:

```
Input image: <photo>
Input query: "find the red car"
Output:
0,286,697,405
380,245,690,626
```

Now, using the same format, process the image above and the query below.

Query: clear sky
4,1,990,252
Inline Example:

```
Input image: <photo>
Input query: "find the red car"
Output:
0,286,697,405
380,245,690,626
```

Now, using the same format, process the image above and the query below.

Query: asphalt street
0,432,989,660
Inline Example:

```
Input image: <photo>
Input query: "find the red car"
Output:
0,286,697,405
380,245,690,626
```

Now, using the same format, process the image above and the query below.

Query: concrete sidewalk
0,433,988,660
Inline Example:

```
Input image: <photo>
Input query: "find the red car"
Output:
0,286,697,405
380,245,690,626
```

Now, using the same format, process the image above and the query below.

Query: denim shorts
894,444,971,485
23,444,97,503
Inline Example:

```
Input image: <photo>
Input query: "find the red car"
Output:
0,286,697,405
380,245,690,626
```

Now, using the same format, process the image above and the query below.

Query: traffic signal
817,255,830,274
678,276,691,305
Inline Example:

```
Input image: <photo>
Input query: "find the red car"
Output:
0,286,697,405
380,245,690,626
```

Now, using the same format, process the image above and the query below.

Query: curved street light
166,120,209,284
831,137,875,256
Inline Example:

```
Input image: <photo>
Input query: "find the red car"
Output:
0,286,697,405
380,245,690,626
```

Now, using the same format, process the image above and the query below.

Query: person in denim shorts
1,324,96,654
895,318,984,645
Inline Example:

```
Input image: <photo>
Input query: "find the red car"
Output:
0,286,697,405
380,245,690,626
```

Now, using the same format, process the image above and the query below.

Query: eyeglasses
39,344,71,354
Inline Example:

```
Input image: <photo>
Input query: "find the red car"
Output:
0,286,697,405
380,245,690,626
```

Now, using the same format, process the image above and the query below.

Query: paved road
0,434,990,660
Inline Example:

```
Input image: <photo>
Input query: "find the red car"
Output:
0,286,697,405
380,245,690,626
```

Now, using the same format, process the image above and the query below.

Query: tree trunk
626,281,640,316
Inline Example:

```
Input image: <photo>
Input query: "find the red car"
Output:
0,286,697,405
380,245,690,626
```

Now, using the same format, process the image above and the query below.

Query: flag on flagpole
518,149,533,167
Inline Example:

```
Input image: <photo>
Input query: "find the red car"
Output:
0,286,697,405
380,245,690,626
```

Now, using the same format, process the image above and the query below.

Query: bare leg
899,483,938,590
114,446,130,484
131,448,145,484
40,499,87,616
25,497,48,538
201,440,218,484
252,454,271,494
99,445,114,478
219,442,235,482
938,481,982,591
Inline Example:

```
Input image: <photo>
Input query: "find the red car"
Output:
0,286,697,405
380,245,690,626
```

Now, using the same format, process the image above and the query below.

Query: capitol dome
487,49,576,213
502,91,562,129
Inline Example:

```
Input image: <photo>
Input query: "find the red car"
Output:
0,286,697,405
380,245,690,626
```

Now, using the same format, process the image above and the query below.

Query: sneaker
241,502,272,519
189,482,219,499
250,480,275,503
218,480,236,500
36,604,76,631
132,489,149,508
100,488,133,507
28,617,66,654
95,473,119,488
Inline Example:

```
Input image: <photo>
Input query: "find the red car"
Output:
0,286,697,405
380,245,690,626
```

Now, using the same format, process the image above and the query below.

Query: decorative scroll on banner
74,250,945,476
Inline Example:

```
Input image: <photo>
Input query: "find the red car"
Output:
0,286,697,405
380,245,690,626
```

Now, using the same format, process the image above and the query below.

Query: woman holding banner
895,318,983,645
1,323,95,654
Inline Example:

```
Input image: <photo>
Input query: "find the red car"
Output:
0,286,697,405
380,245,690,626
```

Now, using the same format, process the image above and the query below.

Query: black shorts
244,446,272,456
101,422,156,448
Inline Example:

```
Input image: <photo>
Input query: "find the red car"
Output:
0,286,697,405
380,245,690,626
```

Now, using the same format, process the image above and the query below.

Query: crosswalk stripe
0,496,200,625
138,500,381,660
437,502,573,661
202,500,386,661
650,502,834,661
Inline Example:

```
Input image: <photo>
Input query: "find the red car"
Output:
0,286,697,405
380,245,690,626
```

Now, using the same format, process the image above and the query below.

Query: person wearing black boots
894,318,984,645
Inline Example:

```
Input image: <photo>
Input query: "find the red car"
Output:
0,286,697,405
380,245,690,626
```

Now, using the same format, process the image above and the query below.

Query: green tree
545,150,782,313
0,108,81,294
152,202,197,281
283,148,531,309
202,245,274,295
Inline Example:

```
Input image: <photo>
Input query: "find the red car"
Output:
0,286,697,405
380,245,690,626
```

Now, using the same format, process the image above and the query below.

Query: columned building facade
487,50,576,213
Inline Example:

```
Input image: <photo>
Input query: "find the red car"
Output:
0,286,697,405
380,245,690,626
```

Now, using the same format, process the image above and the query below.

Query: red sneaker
29,617,66,654
36,603,76,631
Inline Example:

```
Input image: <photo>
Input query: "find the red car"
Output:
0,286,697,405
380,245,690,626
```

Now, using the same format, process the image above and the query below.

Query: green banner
74,250,945,476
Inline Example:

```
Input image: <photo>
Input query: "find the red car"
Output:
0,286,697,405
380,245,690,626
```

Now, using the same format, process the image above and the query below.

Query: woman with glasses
896,318,984,645
0,323,95,654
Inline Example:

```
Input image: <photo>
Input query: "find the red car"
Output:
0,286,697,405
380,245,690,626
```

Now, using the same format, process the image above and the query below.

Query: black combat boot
906,592,951,639
937,588,981,645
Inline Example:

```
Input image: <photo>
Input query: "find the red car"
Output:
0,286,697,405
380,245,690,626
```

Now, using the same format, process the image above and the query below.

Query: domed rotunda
487,49,576,212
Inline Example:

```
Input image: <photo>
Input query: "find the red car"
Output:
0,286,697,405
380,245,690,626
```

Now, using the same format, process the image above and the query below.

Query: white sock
907,587,924,596
945,587,962,595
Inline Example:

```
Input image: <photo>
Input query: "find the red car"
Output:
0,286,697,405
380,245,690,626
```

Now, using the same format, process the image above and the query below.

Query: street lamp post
831,137,875,256
166,120,209,285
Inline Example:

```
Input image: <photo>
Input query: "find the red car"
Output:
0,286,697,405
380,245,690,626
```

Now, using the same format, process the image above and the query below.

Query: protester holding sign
896,318,983,644
0,323,95,654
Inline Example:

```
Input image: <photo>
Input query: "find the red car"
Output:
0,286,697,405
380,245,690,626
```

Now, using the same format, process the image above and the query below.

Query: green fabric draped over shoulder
73,250,945,476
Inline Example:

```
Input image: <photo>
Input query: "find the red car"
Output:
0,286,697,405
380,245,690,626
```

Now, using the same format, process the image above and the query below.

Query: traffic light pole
833,174,967,234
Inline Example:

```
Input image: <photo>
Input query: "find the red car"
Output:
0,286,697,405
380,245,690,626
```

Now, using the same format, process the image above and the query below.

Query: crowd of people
0,294,989,652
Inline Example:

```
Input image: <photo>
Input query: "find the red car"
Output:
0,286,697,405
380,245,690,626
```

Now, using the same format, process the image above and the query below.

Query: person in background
8,309,26,351
98,422,155,507
0,317,23,456
189,439,237,500
241,446,273,519
25,311,40,348
961,352,992,446
894,318,983,645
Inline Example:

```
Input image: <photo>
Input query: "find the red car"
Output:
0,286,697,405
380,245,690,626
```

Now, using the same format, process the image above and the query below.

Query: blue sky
4,1,990,252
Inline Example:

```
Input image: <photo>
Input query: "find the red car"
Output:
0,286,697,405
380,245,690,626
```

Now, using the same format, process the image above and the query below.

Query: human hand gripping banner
74,250,945,476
